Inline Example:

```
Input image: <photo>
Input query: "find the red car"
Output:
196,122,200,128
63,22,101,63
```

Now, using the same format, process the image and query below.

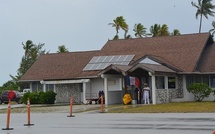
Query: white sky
0,0,215,86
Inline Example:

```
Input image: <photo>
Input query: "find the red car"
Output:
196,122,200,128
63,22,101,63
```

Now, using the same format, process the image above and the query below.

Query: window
168,77,176,88
156,76,164,89
32,82,43,92
46,84,54,91
210,76,215,88
186,76,194,87
202,76,209,85
186,75,210,87
194,76,201,83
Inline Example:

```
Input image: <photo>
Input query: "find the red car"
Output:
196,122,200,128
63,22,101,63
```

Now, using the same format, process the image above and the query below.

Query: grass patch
107,102,215,113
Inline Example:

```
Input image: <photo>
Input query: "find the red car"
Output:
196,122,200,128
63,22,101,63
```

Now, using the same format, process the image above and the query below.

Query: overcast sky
0,0,215,86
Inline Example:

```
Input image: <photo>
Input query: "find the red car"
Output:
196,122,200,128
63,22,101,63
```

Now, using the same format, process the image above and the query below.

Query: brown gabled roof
197,42,215,73
129,63,176,73
20,50,101,81
135,55,183,72
99,64,132,76
20,32,214,82
101,32,211,72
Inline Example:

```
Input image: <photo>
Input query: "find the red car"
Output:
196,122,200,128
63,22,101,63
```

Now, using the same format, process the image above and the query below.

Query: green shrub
21,91,57,104
187,83,212,102
38,91,57,104
21,92,40,104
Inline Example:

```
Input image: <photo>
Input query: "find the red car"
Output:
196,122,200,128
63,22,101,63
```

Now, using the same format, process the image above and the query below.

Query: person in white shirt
142,83,150,104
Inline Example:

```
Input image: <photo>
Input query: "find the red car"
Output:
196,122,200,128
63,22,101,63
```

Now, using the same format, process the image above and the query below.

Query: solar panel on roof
83,55,135,71
125,55,133,61
103,56,112,62
97,56,106,62
89,57,99,63
83,64,93,70
91,63,100,70
117,55,126,62
110,56,118,62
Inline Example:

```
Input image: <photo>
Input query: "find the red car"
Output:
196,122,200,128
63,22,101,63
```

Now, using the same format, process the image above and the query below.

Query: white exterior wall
182,75,215,102
86,78,104,99
106,78,123,104
107,78,122,91
108,91,123,104
181,75,193,101
204,94,215,101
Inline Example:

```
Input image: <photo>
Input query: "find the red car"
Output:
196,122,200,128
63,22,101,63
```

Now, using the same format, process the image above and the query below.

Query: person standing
142,83,150,104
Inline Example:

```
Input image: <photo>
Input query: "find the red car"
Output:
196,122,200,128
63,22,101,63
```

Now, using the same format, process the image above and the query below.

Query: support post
67,96,75,117
2,99,13,130
24,98,34,126
100,96,104,113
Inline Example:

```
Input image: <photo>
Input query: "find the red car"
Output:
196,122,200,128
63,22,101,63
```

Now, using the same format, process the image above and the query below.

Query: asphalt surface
0,104,215,134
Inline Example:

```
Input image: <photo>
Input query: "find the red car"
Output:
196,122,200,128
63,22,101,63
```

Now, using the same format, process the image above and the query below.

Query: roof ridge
106,32,210,42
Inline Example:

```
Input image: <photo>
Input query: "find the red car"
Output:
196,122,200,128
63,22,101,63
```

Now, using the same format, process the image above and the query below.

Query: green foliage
191,0,215,33
38,91,57,104
57,45,69,53
0,80,19,95
18,40,49,77
109,16,128,39
21,92,39,104
187,83,212,102
21,91,56,104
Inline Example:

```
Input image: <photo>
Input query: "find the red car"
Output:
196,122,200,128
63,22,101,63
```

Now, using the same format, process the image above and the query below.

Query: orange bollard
24,98,34,126
2,99,13,130
100,95,105,113
67,96,75,117
212,130,215,134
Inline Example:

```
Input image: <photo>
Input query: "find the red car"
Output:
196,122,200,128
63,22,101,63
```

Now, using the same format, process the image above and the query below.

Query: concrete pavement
0,112,215,134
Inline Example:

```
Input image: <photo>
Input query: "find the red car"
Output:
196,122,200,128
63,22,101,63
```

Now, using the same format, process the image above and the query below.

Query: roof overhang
40,79,90,84
178,72,215,75
98,64,131,76
129,63,176,74
19,80,42,83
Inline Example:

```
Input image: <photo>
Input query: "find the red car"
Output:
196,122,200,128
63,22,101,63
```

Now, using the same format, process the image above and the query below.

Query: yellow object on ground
123,94,132,105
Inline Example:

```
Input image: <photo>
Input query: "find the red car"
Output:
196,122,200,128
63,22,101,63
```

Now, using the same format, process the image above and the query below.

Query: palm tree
133,23,147,38
21,40,34,75
124,30,132,39
22,40,34,58
158,24,169,36
171,29,181,36
109,16,128,38
191,0,215,33
209,21,215,36
57,45,69,53
150,24,161,37
113,35,119,40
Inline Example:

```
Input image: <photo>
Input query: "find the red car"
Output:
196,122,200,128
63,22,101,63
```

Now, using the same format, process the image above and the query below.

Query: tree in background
124,30,132,39
133,23,148,38
57,45,69,53
18,41,48,77
158,24,170,36
21,40,34,76
209,21,215,37
2,40,48,91
0,80,18,93
113,35,119,40
109,17,181,39
171,29,181,36
191,0,215,33
150,24,161,37
109,16,128,40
